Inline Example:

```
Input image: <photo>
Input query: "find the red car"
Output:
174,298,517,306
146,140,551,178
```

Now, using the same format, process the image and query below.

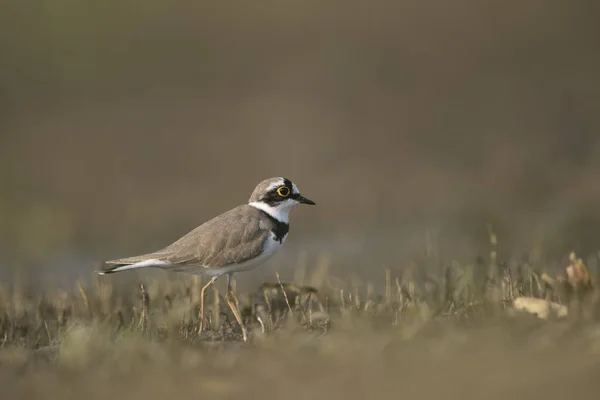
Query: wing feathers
100,205,273,274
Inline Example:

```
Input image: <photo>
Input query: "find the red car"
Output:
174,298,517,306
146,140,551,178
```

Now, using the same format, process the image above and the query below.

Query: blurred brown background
1,0,599,283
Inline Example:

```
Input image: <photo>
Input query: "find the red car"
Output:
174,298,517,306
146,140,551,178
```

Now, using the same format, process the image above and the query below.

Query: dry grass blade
77,282,91,319
138,284,150,333
276,272,293,315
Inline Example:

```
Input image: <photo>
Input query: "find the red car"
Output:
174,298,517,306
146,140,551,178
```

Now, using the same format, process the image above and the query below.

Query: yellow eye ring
277,186,290,197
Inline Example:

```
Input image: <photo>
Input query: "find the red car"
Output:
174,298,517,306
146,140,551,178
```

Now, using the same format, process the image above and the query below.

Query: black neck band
260,211,289,244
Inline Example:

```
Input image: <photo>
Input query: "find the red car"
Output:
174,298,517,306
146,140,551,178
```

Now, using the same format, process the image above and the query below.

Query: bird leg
225,273,248,342
198,276,218,333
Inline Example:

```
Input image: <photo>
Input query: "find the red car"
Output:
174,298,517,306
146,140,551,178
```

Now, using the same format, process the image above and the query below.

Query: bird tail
97,258,170,275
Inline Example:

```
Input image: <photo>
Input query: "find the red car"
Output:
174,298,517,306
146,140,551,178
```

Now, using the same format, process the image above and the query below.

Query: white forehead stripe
292,183,300,194
266,178,286,192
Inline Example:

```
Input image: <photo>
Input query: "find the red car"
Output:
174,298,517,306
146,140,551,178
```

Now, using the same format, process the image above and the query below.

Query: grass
1,238,600,399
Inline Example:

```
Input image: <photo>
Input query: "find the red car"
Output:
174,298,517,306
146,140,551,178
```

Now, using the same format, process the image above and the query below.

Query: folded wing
99,205,271,274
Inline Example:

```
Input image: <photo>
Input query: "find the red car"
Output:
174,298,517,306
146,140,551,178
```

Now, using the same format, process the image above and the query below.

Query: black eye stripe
260,179,294,206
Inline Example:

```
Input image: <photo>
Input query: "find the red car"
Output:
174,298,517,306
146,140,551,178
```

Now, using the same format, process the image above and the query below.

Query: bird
97,177,315,341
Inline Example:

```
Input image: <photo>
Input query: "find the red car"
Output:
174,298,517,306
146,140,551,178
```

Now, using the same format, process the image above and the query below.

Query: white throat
249,200,296,223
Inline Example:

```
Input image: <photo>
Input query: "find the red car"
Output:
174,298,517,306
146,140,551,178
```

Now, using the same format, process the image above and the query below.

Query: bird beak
295,194,316,205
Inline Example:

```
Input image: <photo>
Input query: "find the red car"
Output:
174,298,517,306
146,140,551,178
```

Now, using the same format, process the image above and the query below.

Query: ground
1,251,600,400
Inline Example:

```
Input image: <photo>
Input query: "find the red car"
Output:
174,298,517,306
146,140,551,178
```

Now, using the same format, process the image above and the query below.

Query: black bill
294,194,316,205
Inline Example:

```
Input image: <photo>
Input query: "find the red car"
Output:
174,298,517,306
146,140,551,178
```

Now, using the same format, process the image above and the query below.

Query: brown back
106,205,273,268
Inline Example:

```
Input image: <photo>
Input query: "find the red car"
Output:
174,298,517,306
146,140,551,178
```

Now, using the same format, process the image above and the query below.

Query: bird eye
277,186,290,197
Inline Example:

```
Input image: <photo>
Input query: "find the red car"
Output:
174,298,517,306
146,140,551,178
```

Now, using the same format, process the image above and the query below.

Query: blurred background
1,0,599,285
